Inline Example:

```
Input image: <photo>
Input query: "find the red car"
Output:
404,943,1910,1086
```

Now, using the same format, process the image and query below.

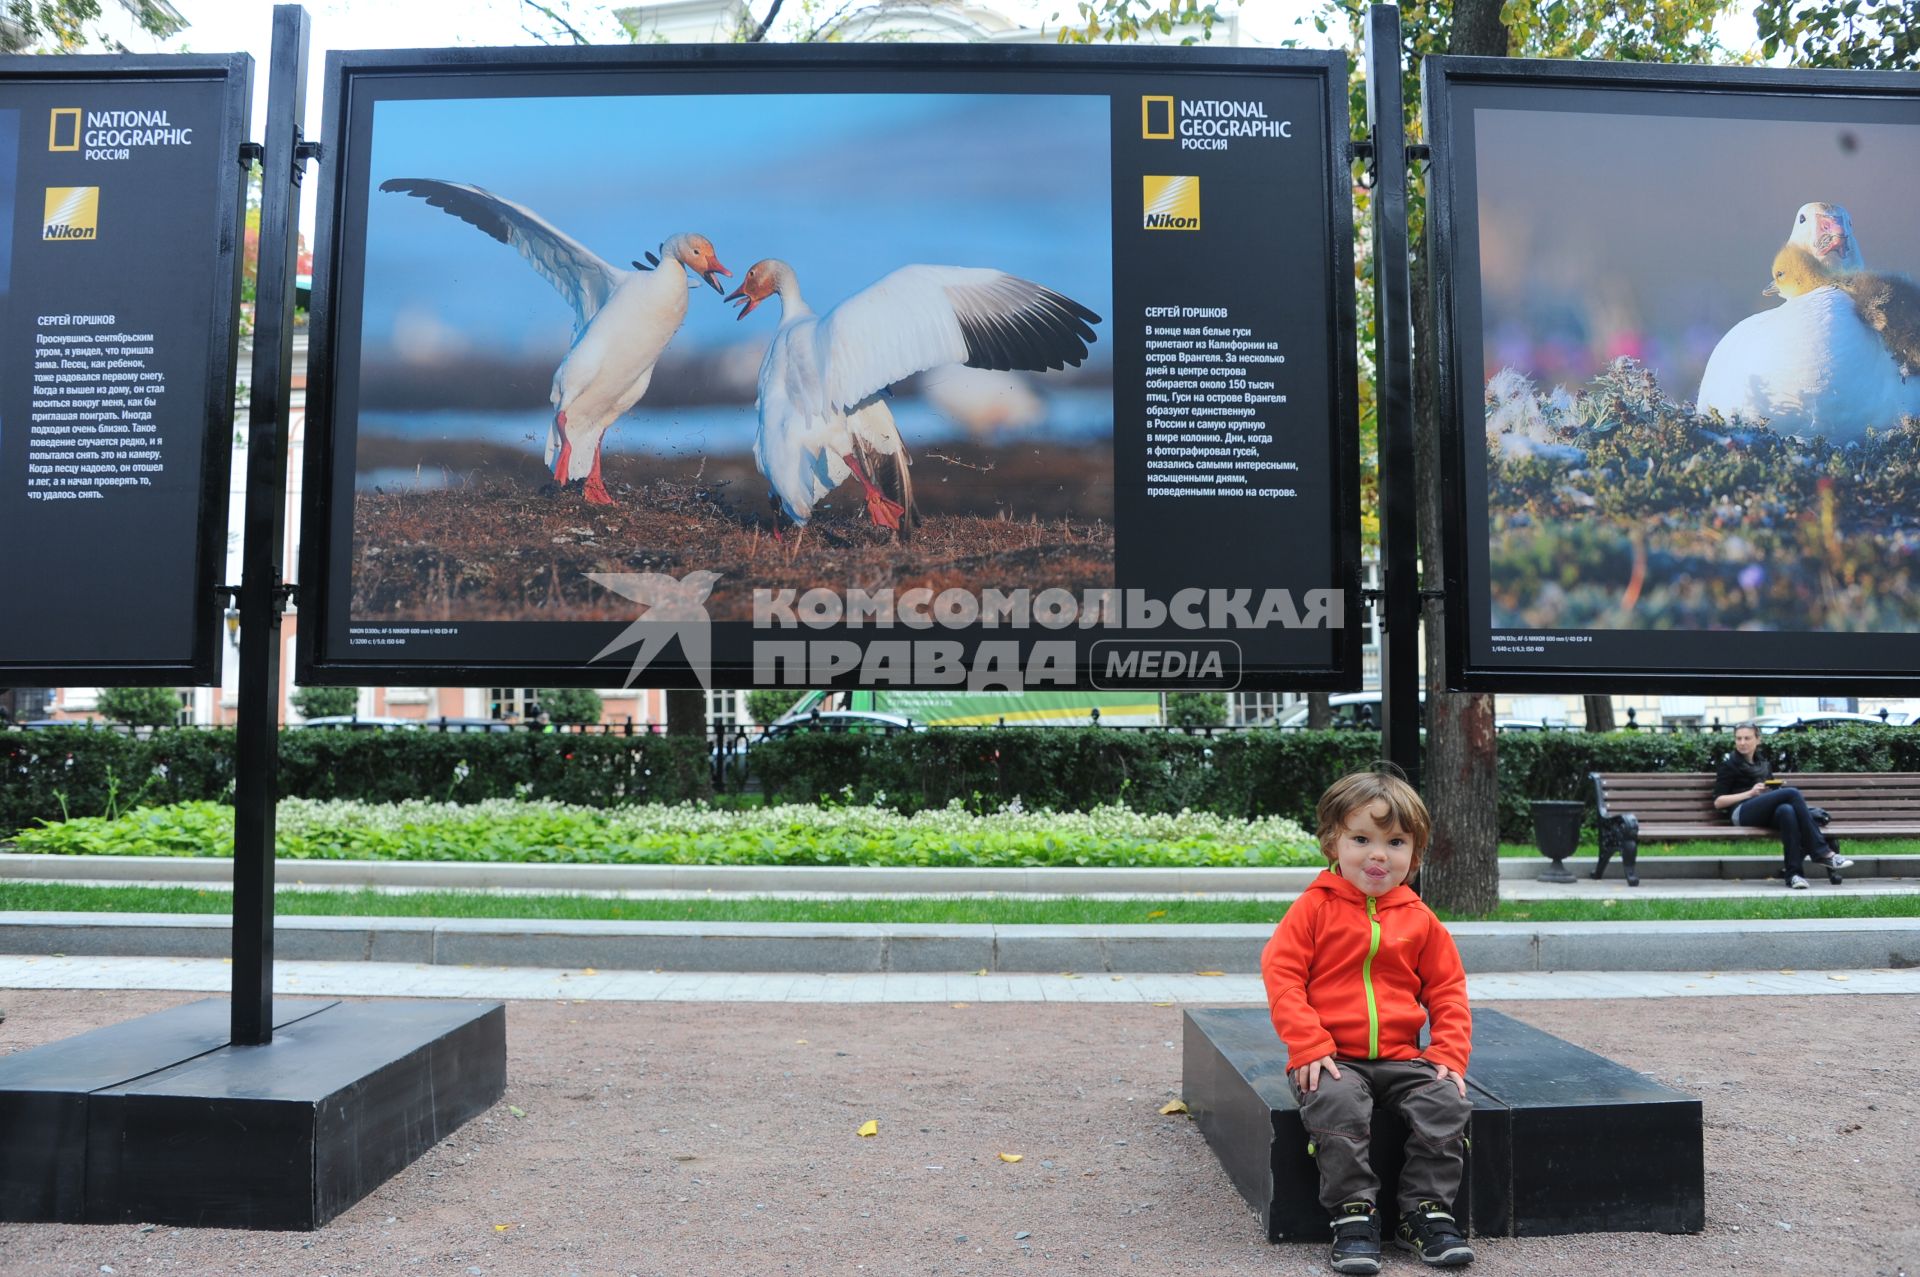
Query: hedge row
0,728,711,838
7,723,1918,840
745,724,1920,837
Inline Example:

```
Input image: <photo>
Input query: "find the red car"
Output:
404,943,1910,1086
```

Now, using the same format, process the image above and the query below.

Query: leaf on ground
796,1039,808,1045
997,1152,1023,1163
581,967,598,976
1828,973,1850,981
858,1120,879,1137
1060,972,1079,980
1152,1002,1174,1007
1194,970,1226,977
1780,969,1797,975
950,1002,970,1009
1159,1099,1189,1115
507,1105,526,1119
494,1223,512,1231
974,968,989,976
1146,910,1167,919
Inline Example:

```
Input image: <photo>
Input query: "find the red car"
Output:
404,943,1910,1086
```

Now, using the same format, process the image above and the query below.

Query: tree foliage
540,687,605,725
1753,0,1920,69
1048,0,1228,44
746,689,808,724
291,685,359,720
2,0,181,53
94,686,183,728
1163,691,1228,728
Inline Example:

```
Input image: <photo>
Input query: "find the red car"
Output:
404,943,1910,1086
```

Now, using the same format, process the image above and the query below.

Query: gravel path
2,990,1914,1276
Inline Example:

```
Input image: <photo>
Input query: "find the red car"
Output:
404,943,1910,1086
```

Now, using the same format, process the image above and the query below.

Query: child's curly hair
1315,768,1432,874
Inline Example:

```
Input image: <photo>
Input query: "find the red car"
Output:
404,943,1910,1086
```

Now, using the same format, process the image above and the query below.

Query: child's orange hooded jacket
1261,870,1472,1073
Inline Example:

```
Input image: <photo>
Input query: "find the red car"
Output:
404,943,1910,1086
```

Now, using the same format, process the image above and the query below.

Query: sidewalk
1,987,1914,1277
4,953,1916,1002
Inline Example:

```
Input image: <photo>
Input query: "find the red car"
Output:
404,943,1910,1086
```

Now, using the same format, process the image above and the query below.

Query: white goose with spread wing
725,259,1101,541
380,178,729,505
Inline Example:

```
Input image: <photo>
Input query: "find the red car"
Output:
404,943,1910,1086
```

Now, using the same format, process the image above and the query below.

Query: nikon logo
43,187,99,241
1142,175,1199,231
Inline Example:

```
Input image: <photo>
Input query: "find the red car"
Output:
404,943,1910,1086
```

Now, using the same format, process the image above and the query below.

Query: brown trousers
1290,1057,1472,1214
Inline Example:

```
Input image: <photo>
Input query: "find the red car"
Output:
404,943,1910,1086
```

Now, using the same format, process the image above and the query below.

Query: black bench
0,997,505,1229
1182,1007,1703,1241
1593,770,1920,885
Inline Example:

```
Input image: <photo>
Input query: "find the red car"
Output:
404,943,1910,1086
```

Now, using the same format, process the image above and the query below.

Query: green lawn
2,881,1916,925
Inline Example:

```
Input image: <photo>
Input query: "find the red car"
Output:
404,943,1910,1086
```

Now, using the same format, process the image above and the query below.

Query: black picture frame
1424,55,1920,694
294,41,1362,692
0,52,252,687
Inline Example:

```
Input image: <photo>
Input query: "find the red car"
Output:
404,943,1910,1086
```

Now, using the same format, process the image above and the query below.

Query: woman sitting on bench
1712,722,1851,889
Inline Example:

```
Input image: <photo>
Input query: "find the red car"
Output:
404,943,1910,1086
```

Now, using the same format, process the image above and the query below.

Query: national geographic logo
1140,94,1293,151
1141,96,1174,140
48,108,81,151
1142,176,1199,232
43,187,99,241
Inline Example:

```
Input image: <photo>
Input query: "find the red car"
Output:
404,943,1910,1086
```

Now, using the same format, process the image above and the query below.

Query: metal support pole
231,4,311,1045
1364,4,1422,789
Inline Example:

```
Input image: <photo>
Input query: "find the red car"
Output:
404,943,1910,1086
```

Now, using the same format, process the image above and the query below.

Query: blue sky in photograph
361,91,1113,366
1475,106,1920,398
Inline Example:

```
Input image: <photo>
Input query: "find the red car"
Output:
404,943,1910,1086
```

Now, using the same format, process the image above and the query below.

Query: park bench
1182,1007,1702,1240
1591,770,1920,886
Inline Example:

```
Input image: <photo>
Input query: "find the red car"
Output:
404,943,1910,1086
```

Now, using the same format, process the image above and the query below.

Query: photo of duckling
1765,242,1920,379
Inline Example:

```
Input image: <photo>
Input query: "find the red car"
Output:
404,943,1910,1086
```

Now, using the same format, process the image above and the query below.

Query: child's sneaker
1394,1200,1474,1267
1328,1201,1383,1274
1786,873,1811,890
1810,848,1853,869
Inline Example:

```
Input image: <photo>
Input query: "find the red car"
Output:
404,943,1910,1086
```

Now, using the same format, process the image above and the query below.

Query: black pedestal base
1183,1006,1702,1241
0,997,506,1230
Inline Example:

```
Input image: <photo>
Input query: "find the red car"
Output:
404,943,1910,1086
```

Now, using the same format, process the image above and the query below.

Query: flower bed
10,798,1321,869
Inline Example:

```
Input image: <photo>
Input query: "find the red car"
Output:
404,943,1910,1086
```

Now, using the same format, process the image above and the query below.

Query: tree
1047,0,1229,43
291,685,359,720
666,688,708,738
94,686,182,727
2,0,181,53
1164,691,1227,728
1753,0,1919,69
540,687,604,725
1324,0,1732,914
747,689,807,724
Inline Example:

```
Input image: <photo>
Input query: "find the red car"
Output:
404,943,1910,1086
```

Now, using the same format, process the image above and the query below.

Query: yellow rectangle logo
1143,175,1199,231
1141,96,1174,140
49,108,81,151
44,187,99,241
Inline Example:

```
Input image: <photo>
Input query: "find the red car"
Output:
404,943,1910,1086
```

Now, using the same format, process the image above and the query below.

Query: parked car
1751,711,1898,734
762,710,922,739
419,717,515,733
1270,693,1419,730
290,715,419,731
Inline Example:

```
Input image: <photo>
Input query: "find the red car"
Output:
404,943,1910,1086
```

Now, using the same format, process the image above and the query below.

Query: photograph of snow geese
1468,104,1920,636
339,92,1111,624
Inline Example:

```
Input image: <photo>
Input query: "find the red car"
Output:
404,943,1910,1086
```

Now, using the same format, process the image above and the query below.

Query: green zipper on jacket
1362,895,1381,1058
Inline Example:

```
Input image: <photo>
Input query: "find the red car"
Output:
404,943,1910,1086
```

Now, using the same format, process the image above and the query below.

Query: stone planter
1531,800,1585,884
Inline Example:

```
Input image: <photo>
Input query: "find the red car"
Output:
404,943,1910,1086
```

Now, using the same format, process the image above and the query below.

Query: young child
1262,770,1475,1273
